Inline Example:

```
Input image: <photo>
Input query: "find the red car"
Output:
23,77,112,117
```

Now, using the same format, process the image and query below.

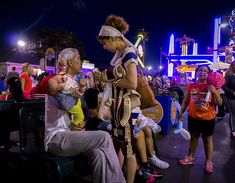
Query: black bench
0,99,76,183
0,100,18,151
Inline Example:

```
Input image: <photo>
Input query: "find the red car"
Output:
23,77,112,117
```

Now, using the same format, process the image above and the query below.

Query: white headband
98,25,136,50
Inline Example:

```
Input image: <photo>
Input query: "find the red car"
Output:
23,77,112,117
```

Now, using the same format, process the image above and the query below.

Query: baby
56,58,67,74
40,74,86,130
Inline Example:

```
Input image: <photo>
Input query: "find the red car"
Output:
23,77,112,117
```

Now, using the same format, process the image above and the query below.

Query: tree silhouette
31,28,85,66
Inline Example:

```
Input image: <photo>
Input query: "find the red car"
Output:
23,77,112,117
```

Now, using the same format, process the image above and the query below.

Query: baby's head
40,74,66,95
57,58,68,74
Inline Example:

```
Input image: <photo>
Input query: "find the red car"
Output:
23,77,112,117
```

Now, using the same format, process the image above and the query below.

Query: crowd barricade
0,99,81,182
155,95,178,135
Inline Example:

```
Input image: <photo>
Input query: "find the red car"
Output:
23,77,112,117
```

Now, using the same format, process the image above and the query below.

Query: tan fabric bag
136,74,158,109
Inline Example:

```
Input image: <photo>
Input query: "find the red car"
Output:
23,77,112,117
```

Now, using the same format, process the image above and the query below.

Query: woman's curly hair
104,15,129,34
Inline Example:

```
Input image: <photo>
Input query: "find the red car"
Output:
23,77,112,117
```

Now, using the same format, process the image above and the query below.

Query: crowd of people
1,14,235,183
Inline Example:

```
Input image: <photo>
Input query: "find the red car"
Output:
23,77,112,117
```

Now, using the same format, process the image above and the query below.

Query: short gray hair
58,48,79,62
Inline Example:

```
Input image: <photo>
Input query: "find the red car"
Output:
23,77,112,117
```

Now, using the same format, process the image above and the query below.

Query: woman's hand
93,70,102,82
209,85,223,106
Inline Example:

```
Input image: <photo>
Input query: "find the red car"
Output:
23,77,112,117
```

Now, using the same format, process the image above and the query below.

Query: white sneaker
148,155,169,169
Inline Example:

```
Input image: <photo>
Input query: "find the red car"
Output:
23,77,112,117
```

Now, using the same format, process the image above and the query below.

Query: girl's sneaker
178,156,194,165
204,161,213,173
138,164,164,179
145,176,155,183
148,154,169,169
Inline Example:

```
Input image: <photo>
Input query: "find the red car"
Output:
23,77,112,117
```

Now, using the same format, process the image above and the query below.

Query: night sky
0,0,234,68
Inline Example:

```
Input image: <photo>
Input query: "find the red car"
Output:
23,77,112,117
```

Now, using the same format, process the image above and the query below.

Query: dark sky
0,0,234,67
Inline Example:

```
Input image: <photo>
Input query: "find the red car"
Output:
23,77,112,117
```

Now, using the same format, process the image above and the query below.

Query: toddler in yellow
39,73,86,130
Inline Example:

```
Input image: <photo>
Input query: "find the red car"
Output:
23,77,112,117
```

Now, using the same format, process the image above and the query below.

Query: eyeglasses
198,70,208,74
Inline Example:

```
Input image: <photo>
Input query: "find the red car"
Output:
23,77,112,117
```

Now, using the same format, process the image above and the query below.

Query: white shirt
44,95,71,151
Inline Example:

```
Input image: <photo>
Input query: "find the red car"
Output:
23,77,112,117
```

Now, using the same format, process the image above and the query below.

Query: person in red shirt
20,63,32,99
178,65,222,173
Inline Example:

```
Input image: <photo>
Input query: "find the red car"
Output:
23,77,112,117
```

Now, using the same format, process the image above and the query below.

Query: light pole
213,17,221,62
134,29,148,68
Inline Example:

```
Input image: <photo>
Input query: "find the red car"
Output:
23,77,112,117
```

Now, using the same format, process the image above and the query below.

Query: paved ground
1,113,234,183
155,113,235,183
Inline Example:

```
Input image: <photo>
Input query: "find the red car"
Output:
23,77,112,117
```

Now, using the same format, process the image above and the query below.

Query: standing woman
222,61,235,137
94,15,139,183
178,65,222,173
20,63,32,99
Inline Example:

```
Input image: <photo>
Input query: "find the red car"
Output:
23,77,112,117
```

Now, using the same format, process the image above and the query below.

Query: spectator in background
0,76,25,150
222,61,235,137
0,74,6,94
20,63,32,99
0,77,25,101
84,81,112,132
7,66,19,80
152,71,171,96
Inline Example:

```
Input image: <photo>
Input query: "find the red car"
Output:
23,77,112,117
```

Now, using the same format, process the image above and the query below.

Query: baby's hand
79,78,86,86
70,87,84,97
78,78,86,93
